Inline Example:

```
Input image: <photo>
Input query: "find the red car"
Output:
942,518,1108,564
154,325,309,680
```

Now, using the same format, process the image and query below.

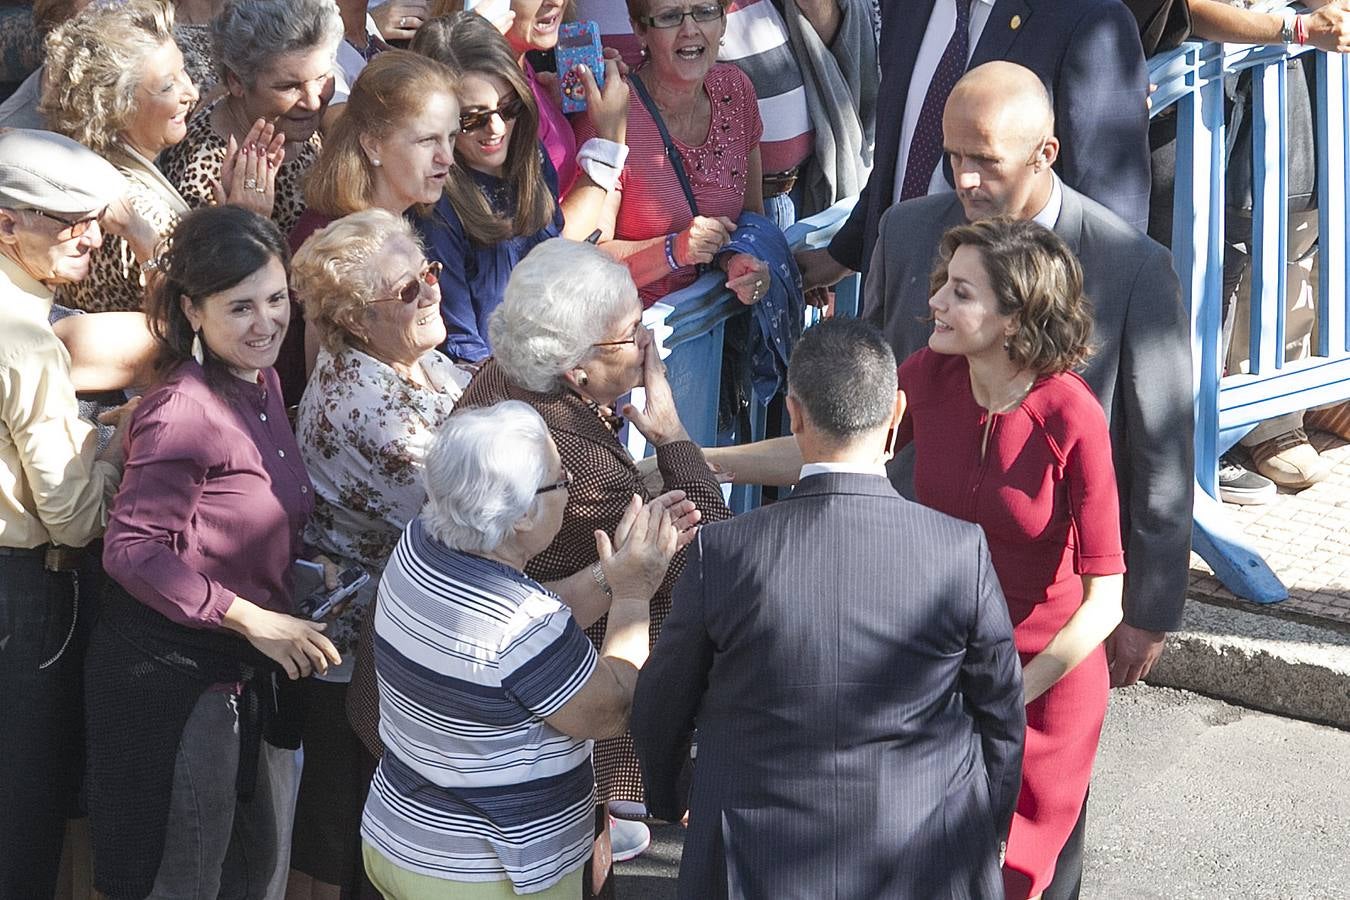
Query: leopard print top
157,98,322,237
56,146,188,313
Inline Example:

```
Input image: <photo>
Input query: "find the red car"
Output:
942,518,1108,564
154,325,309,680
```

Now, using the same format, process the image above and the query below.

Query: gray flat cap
0,129,127,216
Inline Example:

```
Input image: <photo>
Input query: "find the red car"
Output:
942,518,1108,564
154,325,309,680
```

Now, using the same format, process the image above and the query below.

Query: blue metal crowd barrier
1152,39,1350,602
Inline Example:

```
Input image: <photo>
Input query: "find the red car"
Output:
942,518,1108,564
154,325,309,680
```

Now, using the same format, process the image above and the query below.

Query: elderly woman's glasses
639,2,724,28
459,97,527,134
373,261,443,305
536,468,574,495
27,207,103,239
594,321,643,348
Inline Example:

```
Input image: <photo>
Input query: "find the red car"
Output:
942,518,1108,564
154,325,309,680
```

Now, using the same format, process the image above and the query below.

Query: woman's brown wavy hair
929,217,1094,374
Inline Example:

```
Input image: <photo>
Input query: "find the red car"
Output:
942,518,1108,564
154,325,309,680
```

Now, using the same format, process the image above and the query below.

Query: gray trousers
147,691,292,900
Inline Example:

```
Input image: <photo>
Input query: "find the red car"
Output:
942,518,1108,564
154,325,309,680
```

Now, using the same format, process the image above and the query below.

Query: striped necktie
899,0,975,201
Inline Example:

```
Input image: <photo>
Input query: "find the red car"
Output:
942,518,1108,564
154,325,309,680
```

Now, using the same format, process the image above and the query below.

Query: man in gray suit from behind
631,318,1026,900
867,62,1195,685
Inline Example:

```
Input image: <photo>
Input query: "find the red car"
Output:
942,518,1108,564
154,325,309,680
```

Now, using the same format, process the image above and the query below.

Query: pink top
104,362,314,629
528,61,578,195
574,63,763,306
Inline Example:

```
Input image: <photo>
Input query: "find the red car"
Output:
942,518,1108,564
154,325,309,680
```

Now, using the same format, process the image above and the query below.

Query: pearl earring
371,158,381,167
578,372,589,386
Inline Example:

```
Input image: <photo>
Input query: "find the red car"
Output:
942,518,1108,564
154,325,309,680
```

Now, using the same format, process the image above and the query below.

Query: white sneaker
608,815,651,863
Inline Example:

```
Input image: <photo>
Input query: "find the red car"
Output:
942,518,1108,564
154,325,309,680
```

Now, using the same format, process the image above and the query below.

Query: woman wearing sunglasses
286,207,472,900
410,12,628,366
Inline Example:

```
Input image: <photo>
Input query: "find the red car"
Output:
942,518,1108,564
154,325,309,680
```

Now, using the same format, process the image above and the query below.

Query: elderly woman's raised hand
622,328,691,447
595,495,679,603
210,120,286,217
373,0,432,40
675,215,736,268
723,252,771,305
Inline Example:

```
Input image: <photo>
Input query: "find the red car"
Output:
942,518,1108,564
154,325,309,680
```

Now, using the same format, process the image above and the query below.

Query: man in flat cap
0,128,137,897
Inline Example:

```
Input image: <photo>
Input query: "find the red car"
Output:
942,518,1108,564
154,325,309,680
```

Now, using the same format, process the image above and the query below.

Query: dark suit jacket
631,472,1026,900
864,186,1194,632
829,0,1151,274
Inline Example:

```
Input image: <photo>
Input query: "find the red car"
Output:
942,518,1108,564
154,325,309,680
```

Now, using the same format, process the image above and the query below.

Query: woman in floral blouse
289,208,471,898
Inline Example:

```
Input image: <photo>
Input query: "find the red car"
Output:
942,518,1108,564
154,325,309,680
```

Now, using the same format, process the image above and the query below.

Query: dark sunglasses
536,467,574,495
639,2,725,28
373,260,442,305
28,207,103,238
459,96,527,134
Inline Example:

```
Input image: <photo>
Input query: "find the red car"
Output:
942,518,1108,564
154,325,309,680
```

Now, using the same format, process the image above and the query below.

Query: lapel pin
1010,14,1022,28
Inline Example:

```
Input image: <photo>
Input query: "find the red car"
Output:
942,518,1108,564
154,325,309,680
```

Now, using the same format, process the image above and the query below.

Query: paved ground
1189,432,1350,627
613,685,1350,899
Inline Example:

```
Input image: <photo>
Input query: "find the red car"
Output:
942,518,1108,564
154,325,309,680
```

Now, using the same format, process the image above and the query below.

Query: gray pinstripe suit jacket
631,473,1026,900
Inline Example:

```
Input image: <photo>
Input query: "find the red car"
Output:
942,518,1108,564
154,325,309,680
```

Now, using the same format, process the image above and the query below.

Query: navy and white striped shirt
361,517,599,893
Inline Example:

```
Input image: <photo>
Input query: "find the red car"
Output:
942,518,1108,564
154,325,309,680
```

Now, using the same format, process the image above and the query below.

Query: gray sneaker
1218,456,1276,505
608,815,651,863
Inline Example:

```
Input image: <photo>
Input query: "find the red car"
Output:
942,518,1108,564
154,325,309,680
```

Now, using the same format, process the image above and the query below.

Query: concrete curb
1145,598,1350,729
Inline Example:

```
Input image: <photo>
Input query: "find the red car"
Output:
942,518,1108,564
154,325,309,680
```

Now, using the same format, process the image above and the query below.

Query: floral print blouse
296,344,471,679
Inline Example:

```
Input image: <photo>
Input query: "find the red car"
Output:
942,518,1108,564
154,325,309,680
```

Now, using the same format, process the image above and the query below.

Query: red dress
897,350,1125,899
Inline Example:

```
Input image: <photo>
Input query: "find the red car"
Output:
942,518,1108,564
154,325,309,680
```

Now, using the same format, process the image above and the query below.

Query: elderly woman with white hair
160,0,344,236
361,400,678,899
457,237,731,886
39,0,279,314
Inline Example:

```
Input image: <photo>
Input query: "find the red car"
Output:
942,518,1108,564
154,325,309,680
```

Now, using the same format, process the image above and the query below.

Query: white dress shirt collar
799,461,889,480
1031,171,1064,230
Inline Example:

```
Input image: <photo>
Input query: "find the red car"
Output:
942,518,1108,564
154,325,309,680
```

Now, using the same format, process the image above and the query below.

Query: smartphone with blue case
556,21,605,114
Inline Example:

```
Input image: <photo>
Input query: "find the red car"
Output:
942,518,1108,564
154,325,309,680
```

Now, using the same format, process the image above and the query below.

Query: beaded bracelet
664,233,680,271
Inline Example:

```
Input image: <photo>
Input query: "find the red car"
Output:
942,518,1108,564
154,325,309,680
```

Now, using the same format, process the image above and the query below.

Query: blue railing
1152,39,1350,602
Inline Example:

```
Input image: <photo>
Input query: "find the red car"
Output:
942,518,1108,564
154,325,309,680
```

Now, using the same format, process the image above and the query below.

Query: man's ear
1037,135,1060,171
0,208,22,245
882,389,906,458
786,392,805,435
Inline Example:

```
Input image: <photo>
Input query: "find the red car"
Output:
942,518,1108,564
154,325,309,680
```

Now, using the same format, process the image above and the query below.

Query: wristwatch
1279,7,1297,44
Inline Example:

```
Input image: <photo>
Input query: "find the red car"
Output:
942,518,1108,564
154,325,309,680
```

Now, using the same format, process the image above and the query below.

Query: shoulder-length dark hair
145,206,291,388
411,12,555,245
929,217,1094,375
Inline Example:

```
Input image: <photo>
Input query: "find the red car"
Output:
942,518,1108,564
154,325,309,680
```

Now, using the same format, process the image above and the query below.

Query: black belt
0,544,87,570
762,167,800,198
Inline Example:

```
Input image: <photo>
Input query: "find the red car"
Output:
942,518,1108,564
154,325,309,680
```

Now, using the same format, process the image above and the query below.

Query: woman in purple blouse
85,207,340,899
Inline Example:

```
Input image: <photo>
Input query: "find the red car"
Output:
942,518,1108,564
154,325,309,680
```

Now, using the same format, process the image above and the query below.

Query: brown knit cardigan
347,358,731,802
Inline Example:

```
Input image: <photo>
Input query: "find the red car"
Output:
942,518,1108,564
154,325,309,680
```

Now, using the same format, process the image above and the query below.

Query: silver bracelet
590,561,613,601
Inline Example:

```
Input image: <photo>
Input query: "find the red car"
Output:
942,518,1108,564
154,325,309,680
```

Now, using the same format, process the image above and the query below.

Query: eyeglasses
535,467,574,495
459,96,527,134
593,321,643,348
373,260,442,305
27,207,103,239
639,2,725,28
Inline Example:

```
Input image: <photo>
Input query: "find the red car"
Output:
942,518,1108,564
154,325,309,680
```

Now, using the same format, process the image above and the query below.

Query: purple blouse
104,362,314,629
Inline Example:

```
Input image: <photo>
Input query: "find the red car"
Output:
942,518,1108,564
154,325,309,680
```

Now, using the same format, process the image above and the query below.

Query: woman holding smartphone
410,12,627,364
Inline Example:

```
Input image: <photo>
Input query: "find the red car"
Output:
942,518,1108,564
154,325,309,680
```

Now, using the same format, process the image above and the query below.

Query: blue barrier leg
1191,485,1288,603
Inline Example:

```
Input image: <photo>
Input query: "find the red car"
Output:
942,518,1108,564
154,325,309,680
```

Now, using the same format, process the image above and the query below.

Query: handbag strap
629,72,700,219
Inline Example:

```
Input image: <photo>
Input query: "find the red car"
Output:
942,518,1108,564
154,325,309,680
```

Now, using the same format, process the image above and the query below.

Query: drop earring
191,328,205,365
